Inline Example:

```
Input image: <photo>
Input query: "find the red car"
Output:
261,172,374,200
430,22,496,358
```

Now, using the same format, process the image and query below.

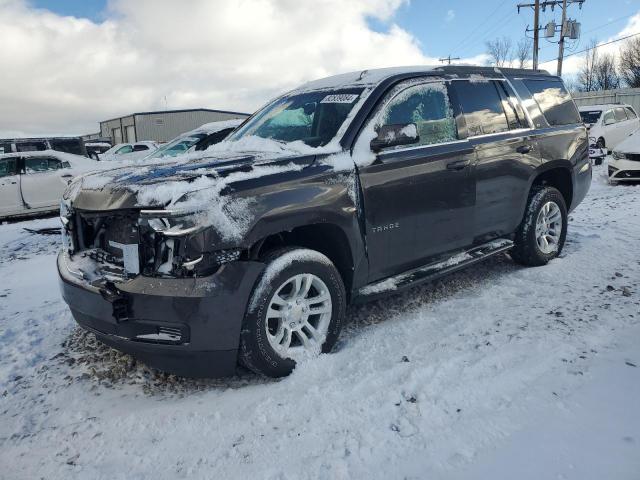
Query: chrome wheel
535,201,562,254
265,273,332,359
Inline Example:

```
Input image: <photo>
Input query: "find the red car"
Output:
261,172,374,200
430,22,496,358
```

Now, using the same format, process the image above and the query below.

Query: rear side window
522,79,581,126
614,107,628,122
0,157,18,177
133,144,149,152
625,107,638,119
452,81,509,136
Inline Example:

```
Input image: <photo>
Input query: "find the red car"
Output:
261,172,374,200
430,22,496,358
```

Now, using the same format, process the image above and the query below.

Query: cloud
0,0,484,137
446,9,455,22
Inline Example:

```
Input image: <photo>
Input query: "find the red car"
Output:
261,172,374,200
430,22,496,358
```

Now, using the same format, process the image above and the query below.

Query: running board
356,238,514,301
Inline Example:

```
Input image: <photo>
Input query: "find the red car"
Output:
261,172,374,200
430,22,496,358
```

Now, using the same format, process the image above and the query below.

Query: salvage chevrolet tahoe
58,66,591,378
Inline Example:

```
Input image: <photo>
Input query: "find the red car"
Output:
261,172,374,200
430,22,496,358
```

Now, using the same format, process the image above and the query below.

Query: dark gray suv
58,66,591,378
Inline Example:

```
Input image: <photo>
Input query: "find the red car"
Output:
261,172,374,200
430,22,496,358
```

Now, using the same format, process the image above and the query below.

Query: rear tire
510,186,567,266
239,247,346,378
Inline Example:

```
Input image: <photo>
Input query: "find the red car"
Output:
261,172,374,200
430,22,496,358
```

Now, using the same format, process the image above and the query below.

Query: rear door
20,156,73,209
450,79,541,241
358,79,476,281
0,157,22,216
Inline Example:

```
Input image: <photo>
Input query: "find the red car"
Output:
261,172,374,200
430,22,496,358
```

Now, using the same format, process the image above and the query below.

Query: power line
454,0,510,53
540,31,640,64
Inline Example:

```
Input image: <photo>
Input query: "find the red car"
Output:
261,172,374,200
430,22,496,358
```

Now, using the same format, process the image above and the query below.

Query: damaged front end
60,200,243,284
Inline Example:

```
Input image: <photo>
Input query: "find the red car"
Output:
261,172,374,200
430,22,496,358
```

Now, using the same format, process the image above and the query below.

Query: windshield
145,134,207,159
580,110,602,125
227,88,364,147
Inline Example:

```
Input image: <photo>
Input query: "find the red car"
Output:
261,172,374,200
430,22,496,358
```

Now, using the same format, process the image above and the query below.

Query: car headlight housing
612,151,626,160
138,209,241,278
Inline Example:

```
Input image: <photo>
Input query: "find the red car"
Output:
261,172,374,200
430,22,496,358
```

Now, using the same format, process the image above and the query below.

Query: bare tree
515,38,532,68
619,37,640,88
576,39,599,92
485,37,513,67
594,52,621,90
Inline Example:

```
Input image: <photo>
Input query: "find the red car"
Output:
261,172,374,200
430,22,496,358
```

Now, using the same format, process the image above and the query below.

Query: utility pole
439,55,461,65
557,0,568,75
518,0,584,71
533,0,540,69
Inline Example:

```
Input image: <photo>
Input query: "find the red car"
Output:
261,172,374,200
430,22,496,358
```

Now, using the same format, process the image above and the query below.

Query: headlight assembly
612,151,626,160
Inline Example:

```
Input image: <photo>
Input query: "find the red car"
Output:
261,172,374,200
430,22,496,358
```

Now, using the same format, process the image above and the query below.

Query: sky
1,0,639,137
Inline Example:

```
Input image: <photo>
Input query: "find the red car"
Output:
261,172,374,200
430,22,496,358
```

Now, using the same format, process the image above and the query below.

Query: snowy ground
1,165,639,479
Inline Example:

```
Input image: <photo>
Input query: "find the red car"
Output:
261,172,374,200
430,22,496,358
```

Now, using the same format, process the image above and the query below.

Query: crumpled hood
68,150,313,211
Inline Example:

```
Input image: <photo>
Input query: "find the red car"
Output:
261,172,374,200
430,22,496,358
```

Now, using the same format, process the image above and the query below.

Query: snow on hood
613,129,640,154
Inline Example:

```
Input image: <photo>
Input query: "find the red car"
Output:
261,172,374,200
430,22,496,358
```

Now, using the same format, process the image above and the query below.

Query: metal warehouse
100,108,250,144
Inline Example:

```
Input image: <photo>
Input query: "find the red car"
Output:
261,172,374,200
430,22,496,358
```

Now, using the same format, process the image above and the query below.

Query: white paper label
320,94,359,104
108,241,140,275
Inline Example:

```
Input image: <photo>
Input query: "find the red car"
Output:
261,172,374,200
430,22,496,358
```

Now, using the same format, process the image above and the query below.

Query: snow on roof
295,65,440,92
189,118,244,135
578,104,632,110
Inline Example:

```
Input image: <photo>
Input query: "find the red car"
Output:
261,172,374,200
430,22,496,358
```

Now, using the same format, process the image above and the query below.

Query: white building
99,108,249,144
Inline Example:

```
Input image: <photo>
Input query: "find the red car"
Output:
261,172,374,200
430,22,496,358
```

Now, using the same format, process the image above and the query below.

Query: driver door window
24,157,66,173
115,145,133,154
379,82,458,148
603,110,615,125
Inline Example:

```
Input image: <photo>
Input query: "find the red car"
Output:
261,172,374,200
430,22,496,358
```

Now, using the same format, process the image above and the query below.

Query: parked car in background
143,119,243,160
58,65,591,378
0,150,103,220
579,104,640,156
609,129,640,183
0,136,87,157
85,142,112,160
97,141,159,162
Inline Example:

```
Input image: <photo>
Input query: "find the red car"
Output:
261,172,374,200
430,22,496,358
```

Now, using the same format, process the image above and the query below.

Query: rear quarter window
522,79,581,126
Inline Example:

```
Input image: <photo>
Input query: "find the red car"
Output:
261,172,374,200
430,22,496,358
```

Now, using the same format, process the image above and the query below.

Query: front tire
510,186,567,266
239,247,346,378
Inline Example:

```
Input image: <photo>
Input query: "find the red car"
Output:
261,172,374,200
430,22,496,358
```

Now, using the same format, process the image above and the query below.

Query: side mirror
370,123,419,152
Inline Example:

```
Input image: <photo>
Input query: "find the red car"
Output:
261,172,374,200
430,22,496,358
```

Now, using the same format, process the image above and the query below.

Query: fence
572,87,640,114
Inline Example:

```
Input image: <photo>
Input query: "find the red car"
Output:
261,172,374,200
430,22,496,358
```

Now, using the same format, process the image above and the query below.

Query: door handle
516,144,532,154
446,160,469,171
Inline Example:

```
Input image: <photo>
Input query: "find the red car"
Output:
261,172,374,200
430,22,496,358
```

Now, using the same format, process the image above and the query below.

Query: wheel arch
248,222,361,300
529,161,573,209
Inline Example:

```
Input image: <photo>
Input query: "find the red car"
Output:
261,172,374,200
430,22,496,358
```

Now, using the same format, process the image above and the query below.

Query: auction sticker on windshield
320,94,359,104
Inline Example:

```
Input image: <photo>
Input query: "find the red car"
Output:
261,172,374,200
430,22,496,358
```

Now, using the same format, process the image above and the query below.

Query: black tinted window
16,141,47,152
0,157,18,177
133,144,149,151
453,81,509,136
523,79,581,126
195,128,235,151
580,110,602,124
25,157,63,173
0,142,12,154
50,138,84,155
